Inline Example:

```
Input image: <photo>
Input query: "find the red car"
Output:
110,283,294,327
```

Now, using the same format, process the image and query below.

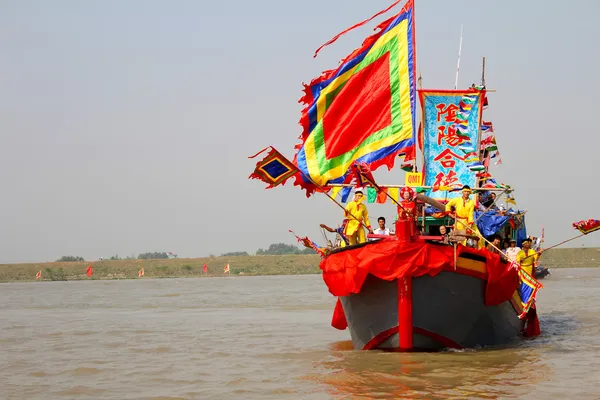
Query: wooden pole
327,183,509,192
520,233,586,263
472,188,509,227
308,180,371,233
481,56,486,87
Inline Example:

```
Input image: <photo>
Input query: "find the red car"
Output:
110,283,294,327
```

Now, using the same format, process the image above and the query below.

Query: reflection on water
1,269,600,399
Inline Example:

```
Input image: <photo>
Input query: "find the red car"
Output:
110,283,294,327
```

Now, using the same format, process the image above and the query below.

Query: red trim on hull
413,327,463,350
361,326,463,351
397,277,413,349
362,326,399,350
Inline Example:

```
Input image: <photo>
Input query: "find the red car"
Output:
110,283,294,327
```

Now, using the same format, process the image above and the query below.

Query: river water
1,268,599,399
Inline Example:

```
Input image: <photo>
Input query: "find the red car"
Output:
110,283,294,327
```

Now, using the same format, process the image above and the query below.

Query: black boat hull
340,270,522,351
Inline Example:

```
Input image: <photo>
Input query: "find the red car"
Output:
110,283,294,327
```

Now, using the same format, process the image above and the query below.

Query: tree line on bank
55,243,311,262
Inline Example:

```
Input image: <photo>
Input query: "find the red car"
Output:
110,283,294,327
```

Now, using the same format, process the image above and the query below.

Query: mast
481,56,486,87
454,25,463,89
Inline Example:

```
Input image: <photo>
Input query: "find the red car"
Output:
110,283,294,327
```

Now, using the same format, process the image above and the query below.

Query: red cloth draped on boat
322,240,519,330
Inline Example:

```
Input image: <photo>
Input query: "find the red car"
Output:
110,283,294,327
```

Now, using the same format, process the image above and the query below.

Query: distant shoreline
1,248,599,282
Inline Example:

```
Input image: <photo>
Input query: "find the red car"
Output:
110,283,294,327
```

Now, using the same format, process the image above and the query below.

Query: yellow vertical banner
405,172,423,187
388,187,399,203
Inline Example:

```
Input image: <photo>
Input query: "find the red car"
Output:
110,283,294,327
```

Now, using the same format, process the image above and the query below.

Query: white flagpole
454,25,463,90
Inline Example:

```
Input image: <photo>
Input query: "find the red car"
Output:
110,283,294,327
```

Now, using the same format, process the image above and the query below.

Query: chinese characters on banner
419,90,483,200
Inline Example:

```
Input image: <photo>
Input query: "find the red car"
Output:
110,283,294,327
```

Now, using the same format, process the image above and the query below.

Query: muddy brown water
1,268,599,399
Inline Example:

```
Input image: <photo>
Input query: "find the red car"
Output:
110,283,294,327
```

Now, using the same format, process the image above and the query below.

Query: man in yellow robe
343,188,373,245
445,185,483,248
516,237,540,277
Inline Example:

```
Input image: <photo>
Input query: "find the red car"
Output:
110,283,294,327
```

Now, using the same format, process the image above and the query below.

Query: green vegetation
138,252,170,260
1,247,598,283
256,242,315,255
56,255,85,262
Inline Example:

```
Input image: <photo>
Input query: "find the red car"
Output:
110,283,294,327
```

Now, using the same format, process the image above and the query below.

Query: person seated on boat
486,234,503,256
436,225,450,244
343,188,373,245
516,238,543,277
489,192,498,209
397,187,416,221
505,239,521,262
320,222,349,248
445,185,483,248
370,217,393,241
477,192,489,212
501,240,510,256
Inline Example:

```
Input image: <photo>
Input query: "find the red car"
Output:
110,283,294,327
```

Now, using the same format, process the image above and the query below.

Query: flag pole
454,24,463,89
298,170,372,233
249,146,371,233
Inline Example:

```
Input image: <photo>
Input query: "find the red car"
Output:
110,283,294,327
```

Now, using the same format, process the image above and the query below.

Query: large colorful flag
249,146,299,189
294,0,416,194
419,89,485,200
517,268,543,319
573,219,600,235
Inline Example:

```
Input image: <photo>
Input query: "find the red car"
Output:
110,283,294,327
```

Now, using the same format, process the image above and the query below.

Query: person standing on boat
445,185,482,247
343,188,373,245
397,187,416,220
517,237,544,336
516,238,541,277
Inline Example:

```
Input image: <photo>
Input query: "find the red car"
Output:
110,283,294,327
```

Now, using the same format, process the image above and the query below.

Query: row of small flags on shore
34,263,232,279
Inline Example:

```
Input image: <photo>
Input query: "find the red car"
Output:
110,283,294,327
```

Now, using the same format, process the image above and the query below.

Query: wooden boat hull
340,270,522,351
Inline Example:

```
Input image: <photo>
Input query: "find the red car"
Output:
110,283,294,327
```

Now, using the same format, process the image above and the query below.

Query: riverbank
0,254,322,282
1,247,598,282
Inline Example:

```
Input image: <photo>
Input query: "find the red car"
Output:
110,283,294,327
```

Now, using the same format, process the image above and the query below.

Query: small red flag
138,268,144,278
202,264,208,273
224,264,230,274
86,265,93,277
35,270,42,280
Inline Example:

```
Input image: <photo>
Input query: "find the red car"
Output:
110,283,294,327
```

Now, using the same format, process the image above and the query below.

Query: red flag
202,264,208,273
224,264,230,274
138,268,144,278
86,265,93,277
376,188,388,203
573,219,600,235
35,270,42,280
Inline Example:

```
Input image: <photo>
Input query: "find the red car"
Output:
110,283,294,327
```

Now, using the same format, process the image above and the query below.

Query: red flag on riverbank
224,264,230,274
86,265,93,277
138,268,144,278
35,270,41,280
203,264,208,273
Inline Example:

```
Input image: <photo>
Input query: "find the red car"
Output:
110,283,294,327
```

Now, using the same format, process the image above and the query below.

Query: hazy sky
1,0,599,263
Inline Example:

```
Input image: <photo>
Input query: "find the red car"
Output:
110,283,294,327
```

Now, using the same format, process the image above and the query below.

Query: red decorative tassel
331,298,348,330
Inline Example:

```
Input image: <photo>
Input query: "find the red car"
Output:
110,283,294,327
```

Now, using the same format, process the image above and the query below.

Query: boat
248,0,543,351
535,265,551,279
